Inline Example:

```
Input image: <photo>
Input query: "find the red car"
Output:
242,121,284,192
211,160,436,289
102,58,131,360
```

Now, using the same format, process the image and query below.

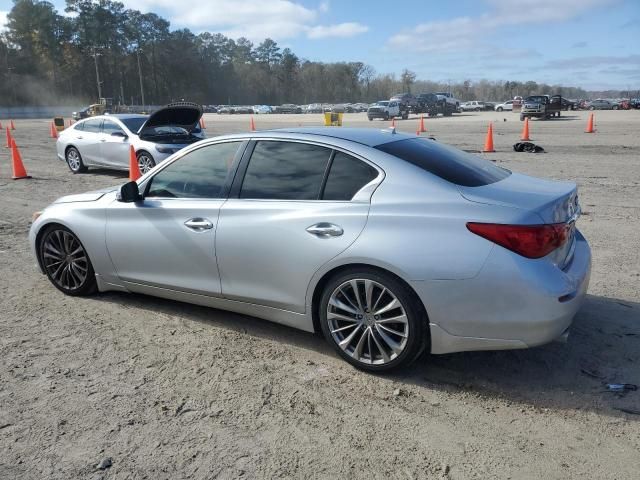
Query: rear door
216,140,380,313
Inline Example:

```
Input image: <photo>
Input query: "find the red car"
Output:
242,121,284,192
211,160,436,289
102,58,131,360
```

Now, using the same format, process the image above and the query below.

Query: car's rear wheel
319,269,427,372
65,147,87,173
39,225,97,296
137,151,156,174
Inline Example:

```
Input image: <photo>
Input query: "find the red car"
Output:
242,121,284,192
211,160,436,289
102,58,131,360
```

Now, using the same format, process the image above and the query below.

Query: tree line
0,0,624,107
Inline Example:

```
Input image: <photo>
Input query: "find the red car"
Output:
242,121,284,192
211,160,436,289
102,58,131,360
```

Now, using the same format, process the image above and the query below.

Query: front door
105,140,245,295
100,119,131,169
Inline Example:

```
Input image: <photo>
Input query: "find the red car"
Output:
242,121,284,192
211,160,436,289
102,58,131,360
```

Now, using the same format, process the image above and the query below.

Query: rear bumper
412,230,591,354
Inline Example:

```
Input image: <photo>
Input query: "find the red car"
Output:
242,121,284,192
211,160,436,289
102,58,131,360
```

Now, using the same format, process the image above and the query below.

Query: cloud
119,0,366,42
0,10,8,32
387,0,615,52
307,22,369,39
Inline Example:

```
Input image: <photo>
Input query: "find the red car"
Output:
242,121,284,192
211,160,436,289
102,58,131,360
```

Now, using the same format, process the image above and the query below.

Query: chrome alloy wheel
327,279,409,365
66,149,81,171
137,154,155,174
42,229,89,291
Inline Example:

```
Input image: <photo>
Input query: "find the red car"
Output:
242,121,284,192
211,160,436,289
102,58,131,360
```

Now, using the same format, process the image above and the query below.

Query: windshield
121,117,148,133
526,96,547,103
376,101,389,106
375,138,510,187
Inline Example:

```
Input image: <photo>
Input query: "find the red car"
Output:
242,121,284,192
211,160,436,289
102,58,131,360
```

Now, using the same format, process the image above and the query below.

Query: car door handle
306,222,343,237
184,218,214,231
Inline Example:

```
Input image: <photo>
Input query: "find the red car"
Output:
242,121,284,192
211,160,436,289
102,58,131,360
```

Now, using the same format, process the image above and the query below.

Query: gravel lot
1,110,639,479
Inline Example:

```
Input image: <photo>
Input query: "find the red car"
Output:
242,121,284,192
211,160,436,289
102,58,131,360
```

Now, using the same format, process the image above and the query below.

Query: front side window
146,142,242,199
240,141,332,200
322,152,378,201
102,120,124,134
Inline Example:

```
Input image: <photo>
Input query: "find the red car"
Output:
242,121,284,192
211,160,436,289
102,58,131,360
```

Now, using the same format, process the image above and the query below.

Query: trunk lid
139,102,202,137
460,172,580,266
459,172,579,224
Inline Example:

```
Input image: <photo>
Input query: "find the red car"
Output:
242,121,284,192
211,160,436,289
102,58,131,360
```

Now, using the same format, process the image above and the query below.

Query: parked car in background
203,105,218,113
274,104,303,114
521,95,564,120
494,100,514,112
56,103,204,175
561,98,576,110
460,101,485,112
306,103,324,113
253,105,273,114
33,127,591,372
390,93,418,112
585,99,618,110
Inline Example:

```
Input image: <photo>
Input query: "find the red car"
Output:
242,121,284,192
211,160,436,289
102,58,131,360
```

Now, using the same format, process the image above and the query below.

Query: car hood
53,187,118,204
139,103,202,135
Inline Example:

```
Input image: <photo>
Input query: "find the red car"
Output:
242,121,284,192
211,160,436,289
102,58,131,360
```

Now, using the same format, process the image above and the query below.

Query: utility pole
91,48,103,99
136,49,145,110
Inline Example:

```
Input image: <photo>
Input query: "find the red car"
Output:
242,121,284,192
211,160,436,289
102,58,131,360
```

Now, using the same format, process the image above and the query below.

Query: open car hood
139,103,202,135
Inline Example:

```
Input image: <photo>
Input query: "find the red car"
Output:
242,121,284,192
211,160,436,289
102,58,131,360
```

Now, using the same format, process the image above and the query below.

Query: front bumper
412,230,592,354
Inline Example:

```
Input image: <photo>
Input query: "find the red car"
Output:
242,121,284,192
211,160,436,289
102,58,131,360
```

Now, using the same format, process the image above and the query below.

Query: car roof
272,127,414,147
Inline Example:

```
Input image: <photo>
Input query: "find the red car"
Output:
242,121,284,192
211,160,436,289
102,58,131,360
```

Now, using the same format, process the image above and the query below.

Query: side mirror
111,131,128,139
117,181,141,203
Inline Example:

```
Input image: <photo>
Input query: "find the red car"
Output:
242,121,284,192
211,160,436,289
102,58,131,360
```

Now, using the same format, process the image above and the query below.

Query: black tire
475,107,481,112
319,268,428,372
383,113,389,121
520,114,525,121
368,116,373,121
39,224,97,296
136,151,156,174
402,112,408,120
65,146,87,173
497,107,503,112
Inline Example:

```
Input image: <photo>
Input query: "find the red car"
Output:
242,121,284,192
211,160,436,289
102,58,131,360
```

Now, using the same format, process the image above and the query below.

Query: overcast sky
1,0,638,90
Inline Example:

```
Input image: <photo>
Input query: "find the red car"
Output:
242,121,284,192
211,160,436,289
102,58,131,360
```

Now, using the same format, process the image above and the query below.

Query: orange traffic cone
5,127,12,148
129,145,141,181
391,117,396,128
11,139,31,179
521,117,530,141
482,123,495,152
250,116,256,131
418,115,426,133
585,113,595,133
50,122,58,139
10,120,16,130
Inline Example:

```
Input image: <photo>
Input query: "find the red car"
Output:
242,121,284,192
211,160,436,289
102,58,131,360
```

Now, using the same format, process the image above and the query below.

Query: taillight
466,222,571,259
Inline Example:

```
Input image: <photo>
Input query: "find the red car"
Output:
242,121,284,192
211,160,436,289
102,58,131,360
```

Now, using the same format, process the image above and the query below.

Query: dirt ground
0,110,639,479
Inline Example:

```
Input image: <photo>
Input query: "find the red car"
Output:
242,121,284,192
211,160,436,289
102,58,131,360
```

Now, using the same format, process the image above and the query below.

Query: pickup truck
520,95,563,120
434,92,460,113
367,100,408,120
414,93,458,116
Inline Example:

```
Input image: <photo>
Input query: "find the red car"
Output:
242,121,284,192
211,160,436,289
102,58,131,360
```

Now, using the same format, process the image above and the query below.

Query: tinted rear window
375,138,510,187
322,152,378,201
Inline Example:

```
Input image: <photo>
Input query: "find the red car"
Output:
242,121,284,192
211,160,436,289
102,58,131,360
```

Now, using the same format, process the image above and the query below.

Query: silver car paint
56,114,202,171
32,129,592,354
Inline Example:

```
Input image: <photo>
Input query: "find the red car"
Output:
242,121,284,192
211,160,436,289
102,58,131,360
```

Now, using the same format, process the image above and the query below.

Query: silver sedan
56,103,205,175
30,128,591,371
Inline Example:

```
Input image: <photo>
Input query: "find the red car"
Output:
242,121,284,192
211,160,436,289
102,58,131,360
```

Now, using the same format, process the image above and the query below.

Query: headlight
155,145,176,154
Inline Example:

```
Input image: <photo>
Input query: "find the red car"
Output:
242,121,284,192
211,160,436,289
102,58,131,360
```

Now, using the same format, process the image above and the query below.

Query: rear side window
240,141,331,200
102,120,123,134
73,122,84,131
322,152,378,200
375,138,510,187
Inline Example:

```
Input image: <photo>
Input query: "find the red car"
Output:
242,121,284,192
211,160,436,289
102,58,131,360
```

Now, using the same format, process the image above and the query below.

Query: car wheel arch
34,221,75,273
309,262,430,338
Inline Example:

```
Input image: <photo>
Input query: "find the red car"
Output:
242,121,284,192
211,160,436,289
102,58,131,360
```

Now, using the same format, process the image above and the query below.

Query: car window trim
228,138,384,203
141,139,249,201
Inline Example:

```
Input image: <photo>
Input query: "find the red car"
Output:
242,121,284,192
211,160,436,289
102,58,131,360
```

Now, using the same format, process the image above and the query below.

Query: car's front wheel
65,147,87,173
39,225,97,296
319,269,427,372
137,151,156,174
497,107,503,112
